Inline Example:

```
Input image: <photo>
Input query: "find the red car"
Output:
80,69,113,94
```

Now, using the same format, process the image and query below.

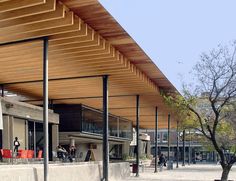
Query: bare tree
188,42,236,181
164,41,236,181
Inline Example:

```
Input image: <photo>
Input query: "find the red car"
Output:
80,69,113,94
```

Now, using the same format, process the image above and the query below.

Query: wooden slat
0,17,81,44
49,27,94,45
49,33,99,50
49,23,88,40
0,11,74,36
0,3,65,28
0,0,45,13
0,0,56,21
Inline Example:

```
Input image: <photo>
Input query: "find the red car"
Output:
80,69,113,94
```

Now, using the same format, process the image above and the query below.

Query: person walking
158,154,166,171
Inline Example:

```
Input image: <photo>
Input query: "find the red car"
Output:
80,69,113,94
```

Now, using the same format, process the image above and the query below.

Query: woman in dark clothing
13,137,20,156
158,154,166,171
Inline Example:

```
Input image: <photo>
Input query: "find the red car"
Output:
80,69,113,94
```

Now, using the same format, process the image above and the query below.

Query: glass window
82,107,103,135
81,106,132,140
35,122,44,154
28,121,34,150
109,115,118,137
162,132,168,143
119,118,132,139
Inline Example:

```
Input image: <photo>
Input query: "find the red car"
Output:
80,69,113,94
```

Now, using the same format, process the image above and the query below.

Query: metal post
188,129,191,165
167,114,170,161
176,120,179,168
102,75,109,181
34,122,36,159
43,37,49,181
1,85,3,97
182,129,186,166
49,99,54,110
136,95,140,177
154,107,158,173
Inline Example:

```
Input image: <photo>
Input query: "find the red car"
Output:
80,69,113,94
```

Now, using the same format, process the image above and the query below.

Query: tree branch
188,106,211,140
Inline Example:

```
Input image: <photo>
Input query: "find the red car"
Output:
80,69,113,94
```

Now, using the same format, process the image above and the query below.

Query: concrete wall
76,143,103,161
108,162,131,181
2,115,11,149
0,97,59,124
0,162,130,181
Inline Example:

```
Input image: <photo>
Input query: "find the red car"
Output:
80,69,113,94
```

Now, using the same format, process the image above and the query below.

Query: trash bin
167,160,173,170
132,163,138,173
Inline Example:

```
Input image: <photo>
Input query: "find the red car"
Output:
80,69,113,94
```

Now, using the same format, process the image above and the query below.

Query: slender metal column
34,122,36,159
136,95,140,177
49,99,54,110
176,120,179,168
188,129,191,165
167,114,170,161
1,85,3,97
182,129,186,166
102,75,109,181
43,37,49,181
154,107,158,173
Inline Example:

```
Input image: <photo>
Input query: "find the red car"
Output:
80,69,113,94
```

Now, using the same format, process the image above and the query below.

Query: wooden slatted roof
0,0,178,129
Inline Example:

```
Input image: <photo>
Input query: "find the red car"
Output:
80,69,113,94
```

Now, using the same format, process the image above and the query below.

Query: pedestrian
158,154,166,171
69,145,76,159
13,137,20,156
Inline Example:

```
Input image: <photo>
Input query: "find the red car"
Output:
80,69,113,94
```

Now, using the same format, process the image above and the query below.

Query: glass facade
82,107,103,135
27,120,52,159
119,118,132,139
81,106,132,140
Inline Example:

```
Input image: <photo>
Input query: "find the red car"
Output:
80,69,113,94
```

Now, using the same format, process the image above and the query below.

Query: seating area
0,149,43,163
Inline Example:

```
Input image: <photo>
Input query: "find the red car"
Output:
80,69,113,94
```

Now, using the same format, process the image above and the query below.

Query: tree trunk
221,166,231,181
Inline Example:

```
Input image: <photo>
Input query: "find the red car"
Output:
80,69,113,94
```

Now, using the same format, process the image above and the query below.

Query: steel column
154,107,158,173
136,95,140,177
34,122,36,159
176,120,179,168
1,85,4,97
188,129,191,165
102,75,109,181
182,129,186,166
43,37,49,181
49,99,54,110
167,114,170,161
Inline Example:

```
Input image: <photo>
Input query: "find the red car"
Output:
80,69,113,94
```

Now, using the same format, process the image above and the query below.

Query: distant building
143,129,218,163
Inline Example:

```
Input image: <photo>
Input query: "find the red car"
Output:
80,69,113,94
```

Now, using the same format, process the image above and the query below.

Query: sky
99,0,236,92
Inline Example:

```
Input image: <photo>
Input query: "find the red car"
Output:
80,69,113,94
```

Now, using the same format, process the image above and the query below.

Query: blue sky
99,0,236,92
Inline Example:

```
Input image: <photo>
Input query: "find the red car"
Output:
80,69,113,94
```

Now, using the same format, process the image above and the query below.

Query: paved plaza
125,164,236,181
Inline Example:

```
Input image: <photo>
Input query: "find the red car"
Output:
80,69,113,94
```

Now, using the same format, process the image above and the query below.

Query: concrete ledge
0,162,130,181
109,162,130,181
0,163,100,181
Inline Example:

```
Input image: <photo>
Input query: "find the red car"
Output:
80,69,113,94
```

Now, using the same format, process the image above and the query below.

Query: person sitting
57,145,67,161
